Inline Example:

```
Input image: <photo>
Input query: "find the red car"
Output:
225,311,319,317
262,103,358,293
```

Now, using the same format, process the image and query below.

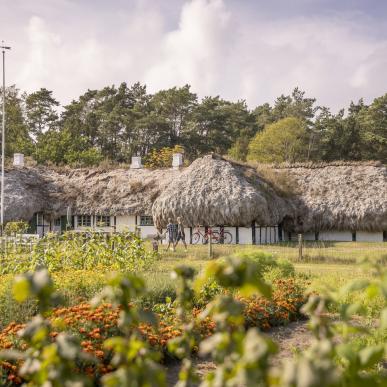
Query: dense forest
1,83,386,167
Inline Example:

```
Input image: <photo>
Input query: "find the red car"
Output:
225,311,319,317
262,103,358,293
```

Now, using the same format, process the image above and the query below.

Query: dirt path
166,320,311,385
268,319,311,365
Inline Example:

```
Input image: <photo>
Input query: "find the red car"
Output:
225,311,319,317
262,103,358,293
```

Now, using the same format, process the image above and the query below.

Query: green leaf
366,283,380,299
13,277,31,302
359,345,384,369
380,308,387,331
340,279,370,296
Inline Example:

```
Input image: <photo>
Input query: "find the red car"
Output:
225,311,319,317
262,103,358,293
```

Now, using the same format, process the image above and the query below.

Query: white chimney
130,156,142,169
13,153,24,167
172,153,183,169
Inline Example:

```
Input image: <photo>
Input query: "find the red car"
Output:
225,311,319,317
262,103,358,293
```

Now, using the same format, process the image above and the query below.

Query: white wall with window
137,215,158,239
33,212,386,244
95,215,111,227
51,218,62,234
36,213,51,237
76,215,92,228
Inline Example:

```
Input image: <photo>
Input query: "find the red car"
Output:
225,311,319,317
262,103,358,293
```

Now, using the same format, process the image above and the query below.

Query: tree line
1,83,386,166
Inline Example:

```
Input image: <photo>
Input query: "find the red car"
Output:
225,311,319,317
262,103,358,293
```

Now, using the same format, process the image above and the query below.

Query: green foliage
25,88,59,136
34,128,103,166
227,130,252,162
2,268,93,386
3,83,387,165
197,255,272,298
359,94,387,162
0,86,33,157
247,117,309,163
30,232,157,273
195,256,277,386
313,105,364,161
0,232,157,275
189,97,254,159
167,266,199,386
144,145,185,169
235,250,295,278
4,221,29,236
0,252,386,386
92,273,166,386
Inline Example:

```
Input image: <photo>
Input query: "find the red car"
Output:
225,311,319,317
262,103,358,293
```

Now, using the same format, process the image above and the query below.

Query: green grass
156,241,386,264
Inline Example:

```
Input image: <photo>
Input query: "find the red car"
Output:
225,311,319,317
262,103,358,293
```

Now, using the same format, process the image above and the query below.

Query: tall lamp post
1,42,11,234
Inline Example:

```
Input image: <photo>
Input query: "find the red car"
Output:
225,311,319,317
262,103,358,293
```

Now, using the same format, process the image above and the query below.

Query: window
140,215,154,226
54,218,61,227
37,213,44,225
77,215,91,227
96,215,111,227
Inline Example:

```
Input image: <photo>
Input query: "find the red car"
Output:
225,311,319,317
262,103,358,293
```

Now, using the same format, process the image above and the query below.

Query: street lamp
1,41,11,234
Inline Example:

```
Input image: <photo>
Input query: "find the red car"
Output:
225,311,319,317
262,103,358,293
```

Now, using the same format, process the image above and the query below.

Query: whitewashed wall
224,227,237,244
139,226,158,239
356,231,383,242
255,226,279,244
303,232,317,241
116,215,136,233
238,227,252,244
285,230,384,243
318,231,353,241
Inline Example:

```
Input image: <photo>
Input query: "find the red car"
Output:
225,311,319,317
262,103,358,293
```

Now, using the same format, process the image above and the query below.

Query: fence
255,240,387,264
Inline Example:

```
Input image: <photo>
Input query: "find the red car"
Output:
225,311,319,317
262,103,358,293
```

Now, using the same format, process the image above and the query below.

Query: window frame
96,215,111,227
139,215,154,226
77,215,92,228
37,213,44,226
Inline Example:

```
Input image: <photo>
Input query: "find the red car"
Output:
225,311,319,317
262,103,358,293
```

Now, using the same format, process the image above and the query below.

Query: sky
1,0,387,111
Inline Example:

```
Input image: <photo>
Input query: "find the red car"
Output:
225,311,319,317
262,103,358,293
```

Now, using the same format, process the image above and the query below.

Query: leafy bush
144,145,185,169
1,231,157,274
4,221,29,237
235,250,293,275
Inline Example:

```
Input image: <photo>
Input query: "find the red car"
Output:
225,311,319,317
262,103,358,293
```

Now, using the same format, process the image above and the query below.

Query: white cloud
145,0,231,96
4,0,387,110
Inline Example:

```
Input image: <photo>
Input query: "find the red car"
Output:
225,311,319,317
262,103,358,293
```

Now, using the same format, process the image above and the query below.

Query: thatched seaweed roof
4,166,178,221
4,155,387,232
281,163,387,232
151,155,292,228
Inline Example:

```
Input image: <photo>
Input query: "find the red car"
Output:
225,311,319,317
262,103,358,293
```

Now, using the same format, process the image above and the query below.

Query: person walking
174,217,187,251
165,218,177,252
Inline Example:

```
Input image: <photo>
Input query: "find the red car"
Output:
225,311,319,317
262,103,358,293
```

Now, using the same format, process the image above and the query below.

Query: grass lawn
157,241,386,263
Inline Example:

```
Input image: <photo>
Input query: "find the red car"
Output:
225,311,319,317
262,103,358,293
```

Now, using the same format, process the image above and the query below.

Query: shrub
1,231,158,274
235,250,295,279
144,145,185,169
4,221,29,237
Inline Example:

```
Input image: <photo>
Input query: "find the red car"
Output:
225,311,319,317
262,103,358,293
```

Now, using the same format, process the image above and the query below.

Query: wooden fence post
298,233,303,260
208,228,213,259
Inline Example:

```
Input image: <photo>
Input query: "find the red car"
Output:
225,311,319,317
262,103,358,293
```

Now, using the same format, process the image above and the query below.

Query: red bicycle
192,226,232,244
